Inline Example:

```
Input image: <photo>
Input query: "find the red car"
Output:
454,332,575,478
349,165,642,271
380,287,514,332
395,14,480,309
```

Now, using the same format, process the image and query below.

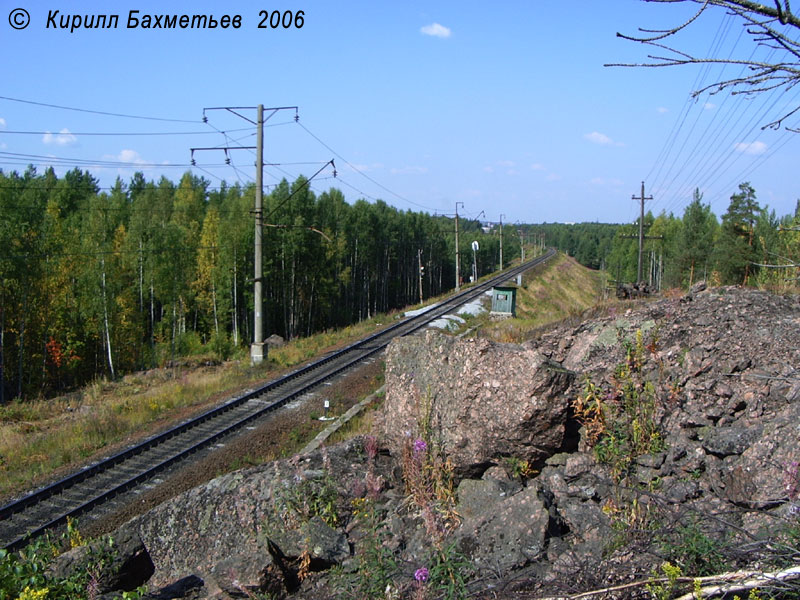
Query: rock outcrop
134,438,394,596
59,286,800,599
382,333,575,477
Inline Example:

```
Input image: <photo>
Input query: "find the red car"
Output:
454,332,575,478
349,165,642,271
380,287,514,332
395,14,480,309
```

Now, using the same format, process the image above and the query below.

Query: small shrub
573,328,666,482
266,457,341,530
426,541,473,600
0,525,134,600
209,332,232,361
330,497,397,599
646,561,683,600
503,456,536,481
400,432,458,541
660,516,728,577
176,331,203,356
66,516,85,549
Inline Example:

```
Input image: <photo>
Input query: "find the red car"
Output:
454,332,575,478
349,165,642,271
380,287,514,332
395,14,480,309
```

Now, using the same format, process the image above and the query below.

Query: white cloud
734,141,767,155
584,131,624,147
590,177,624,186
0,117,6,129
657,107,669,114
42,128,77,146
546,173,561,181
117,149,147,164
584,131,613,145
483,160,520,175
420,22,451,38
704,102,716,110
530,163,545,171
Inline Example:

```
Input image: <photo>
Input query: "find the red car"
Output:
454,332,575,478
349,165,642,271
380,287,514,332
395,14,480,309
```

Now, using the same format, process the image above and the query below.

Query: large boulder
721,402,800,509
131,438,380,592
455,484,550,571
47,521,154,595
382,332,574,477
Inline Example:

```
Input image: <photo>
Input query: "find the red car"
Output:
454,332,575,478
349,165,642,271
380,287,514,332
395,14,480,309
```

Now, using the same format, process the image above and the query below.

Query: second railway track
0,249,555,551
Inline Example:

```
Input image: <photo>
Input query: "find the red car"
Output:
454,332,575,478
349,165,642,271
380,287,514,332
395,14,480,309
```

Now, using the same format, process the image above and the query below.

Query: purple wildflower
414,567,429,583
413,438,428,455
784,460,799,500
364,435,378,459
366,471,383,500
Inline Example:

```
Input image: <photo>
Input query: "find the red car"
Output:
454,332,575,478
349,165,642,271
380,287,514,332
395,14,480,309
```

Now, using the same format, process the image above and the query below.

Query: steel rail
0,249,555,551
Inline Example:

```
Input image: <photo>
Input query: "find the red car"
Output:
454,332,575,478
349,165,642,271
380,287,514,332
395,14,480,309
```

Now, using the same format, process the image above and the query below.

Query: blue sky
1,1,798,224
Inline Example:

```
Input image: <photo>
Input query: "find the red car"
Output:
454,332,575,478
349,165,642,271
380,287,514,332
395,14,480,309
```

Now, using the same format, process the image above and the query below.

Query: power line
3,94,435,215
332,174,381,203
656,37,790,214
0,128,252,137
649,17,744,210
702,129,800,209
0,151,231,171
641,11,800,220
264,159,336,221
641,13,736,221
0,95,199,123
296,119,438,212
670,90,799,212
205,112,430,211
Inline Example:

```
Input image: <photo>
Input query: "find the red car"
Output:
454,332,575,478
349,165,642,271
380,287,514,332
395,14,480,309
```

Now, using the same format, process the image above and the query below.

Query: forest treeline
526,183,800,291
5,168,795,401
0,167,520,400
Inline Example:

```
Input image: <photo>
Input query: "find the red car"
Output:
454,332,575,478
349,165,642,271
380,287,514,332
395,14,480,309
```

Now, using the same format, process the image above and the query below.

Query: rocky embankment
54,285,800,599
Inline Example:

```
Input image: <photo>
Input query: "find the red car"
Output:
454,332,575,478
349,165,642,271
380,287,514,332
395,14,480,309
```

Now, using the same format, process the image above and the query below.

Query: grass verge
480,253,610,343
0,312,399,503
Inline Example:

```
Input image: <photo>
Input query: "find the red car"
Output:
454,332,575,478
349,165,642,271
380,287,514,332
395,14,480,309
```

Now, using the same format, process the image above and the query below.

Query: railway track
0,249,555,551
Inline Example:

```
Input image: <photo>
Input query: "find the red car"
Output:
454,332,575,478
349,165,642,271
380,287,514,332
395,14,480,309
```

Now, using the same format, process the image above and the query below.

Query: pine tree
715,183,760,285
679,189,717,286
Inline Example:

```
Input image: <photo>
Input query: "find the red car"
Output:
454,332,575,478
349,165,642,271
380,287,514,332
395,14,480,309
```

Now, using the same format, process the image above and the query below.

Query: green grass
0,253,607,500
0,310,404,501
481,252,610,343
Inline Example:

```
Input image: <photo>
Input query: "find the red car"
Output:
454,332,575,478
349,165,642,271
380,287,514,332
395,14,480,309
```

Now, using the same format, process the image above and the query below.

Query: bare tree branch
607,0,800,130
752,261,797,267
751,249,800,267
534,565,800,600
674,564,800,600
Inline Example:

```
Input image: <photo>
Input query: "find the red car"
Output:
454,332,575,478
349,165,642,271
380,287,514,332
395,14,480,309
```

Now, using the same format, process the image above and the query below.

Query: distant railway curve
0,248,556,551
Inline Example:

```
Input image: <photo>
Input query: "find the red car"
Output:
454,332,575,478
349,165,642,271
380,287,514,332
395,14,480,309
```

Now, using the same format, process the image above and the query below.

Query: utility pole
455,202,464,291
252,104,265,364
633,181,653,284
471,240,479,282
499,214,505,270
193,103,298,364
417,248,424,304
518,229,525,263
